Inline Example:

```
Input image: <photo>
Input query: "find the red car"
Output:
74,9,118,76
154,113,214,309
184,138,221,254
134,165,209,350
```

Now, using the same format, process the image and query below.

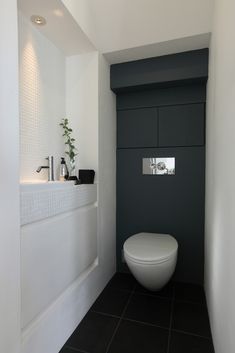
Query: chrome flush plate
143,157,175,175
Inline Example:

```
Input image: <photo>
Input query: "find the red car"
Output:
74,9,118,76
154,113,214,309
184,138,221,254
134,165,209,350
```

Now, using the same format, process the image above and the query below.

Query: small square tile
172,301,211,338
169,331,214,353
91,287,130,316
174,282,206,304
135,281,174,299
66,311,119,353
107,319,168,353
107,273,136,292
124,293,171,328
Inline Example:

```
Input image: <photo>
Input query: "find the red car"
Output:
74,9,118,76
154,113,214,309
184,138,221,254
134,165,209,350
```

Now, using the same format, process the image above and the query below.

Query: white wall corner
205,0,235,352
65,51,99,176
0,1,21,353
97,53,117,273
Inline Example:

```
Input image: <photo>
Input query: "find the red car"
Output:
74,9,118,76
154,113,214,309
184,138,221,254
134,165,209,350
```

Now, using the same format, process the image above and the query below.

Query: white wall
19,13,65,181
104,33,211,65
97,53,116,272
205,0,235,352
66,52,99,175
0,1,21,353
62,0,213,54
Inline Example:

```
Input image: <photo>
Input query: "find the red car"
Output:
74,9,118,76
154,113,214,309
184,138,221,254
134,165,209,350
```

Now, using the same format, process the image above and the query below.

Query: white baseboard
21,259,114,353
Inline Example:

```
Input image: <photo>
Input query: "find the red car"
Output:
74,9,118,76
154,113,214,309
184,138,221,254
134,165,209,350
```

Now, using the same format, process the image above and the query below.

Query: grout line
123,317,169,331
166,284,175,353
157,107,159,147
117,145,204,150
65,345,90,353
90,309,212,340
90,310,121,319
134,290,172,300
172,284,176,301
174,298,207,306
90,310,170,331
107,283,206,305
105,284,136,353
172,329,212,340
105,287,134,294
117,101,206,112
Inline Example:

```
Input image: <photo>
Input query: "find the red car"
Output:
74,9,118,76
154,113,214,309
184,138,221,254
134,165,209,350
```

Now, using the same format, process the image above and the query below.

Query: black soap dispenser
60,157,69,181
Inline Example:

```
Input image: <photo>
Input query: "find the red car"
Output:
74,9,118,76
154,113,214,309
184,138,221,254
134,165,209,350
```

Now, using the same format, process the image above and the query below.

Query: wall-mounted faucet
36,156,54,181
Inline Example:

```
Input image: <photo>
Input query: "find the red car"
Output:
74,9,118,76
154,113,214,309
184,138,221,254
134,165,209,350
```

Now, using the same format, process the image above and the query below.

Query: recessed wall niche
18,11,98,182
19,12,65,181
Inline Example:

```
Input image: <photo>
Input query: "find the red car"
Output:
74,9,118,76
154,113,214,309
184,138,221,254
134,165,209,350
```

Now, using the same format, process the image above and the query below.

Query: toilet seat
124,252,175,265
124,232,178,265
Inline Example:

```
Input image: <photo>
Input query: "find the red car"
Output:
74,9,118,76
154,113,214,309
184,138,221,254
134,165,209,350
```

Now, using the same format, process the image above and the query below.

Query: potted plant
60,118,78,180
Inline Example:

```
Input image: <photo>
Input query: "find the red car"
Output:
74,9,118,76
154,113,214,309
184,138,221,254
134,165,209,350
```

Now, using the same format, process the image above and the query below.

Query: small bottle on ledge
59,157,69,181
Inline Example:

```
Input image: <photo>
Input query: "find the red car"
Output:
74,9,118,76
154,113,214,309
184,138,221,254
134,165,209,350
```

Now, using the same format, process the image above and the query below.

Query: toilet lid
124,233,178,263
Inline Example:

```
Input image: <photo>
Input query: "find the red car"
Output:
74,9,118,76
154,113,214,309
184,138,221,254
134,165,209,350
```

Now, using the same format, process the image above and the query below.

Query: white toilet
124,232,178,291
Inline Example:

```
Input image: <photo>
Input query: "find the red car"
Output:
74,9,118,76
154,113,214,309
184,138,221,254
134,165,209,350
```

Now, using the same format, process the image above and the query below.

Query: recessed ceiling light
31,15,47,26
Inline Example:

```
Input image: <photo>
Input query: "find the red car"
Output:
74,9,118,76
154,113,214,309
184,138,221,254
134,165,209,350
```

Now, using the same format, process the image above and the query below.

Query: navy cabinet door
159,104,205,147
117,108,158,148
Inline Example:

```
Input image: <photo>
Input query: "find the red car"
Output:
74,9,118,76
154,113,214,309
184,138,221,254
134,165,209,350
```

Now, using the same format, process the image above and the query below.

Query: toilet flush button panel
143,157,175,175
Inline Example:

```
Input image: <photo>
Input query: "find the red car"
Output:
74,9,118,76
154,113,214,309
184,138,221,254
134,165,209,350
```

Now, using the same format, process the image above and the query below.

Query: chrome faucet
36,156,54,181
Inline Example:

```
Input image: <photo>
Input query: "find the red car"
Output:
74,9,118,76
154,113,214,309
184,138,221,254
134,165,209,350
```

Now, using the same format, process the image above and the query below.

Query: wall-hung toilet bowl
124,233,178,291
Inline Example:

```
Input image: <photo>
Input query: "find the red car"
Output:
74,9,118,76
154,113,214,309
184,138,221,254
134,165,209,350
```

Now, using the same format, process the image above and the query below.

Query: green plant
60,118,77,174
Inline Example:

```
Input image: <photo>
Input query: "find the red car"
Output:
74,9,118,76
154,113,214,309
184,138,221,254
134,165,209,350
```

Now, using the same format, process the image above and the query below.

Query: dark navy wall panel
116,86,206,284
112,50,208,285
111,49,209,92
117,147,205,284
159,104,205,147
117,108,158,148
117,84,206,110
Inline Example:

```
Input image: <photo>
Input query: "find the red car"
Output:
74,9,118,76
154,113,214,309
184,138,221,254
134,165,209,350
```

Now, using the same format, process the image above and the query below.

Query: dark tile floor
60,273,214,353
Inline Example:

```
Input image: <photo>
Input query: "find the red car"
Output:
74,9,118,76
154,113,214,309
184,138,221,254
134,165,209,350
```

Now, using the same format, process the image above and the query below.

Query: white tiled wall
19,13,65,181
20,183,97,225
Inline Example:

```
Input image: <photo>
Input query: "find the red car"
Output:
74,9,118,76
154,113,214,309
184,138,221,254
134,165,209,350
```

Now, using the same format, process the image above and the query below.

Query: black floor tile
65,311,119,353
106,273,136,292
61,275,215,353
124,292,172,328
107,319,168,353
60,347,84,353
169,331,214,353
174,282,206,304
172,301,211,338
91,287,130,316
135,281,174,299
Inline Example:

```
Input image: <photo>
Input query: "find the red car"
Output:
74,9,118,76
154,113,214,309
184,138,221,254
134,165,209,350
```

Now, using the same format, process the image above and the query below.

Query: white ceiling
18,0,214,62
18,0,95,55
62,0,214,62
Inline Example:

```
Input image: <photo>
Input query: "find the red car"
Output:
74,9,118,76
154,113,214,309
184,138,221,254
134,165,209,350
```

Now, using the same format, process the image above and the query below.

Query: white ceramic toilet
124,232,178,291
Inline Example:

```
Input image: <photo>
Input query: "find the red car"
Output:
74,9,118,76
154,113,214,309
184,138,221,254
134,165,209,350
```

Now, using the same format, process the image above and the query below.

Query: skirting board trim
21,258,99,352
